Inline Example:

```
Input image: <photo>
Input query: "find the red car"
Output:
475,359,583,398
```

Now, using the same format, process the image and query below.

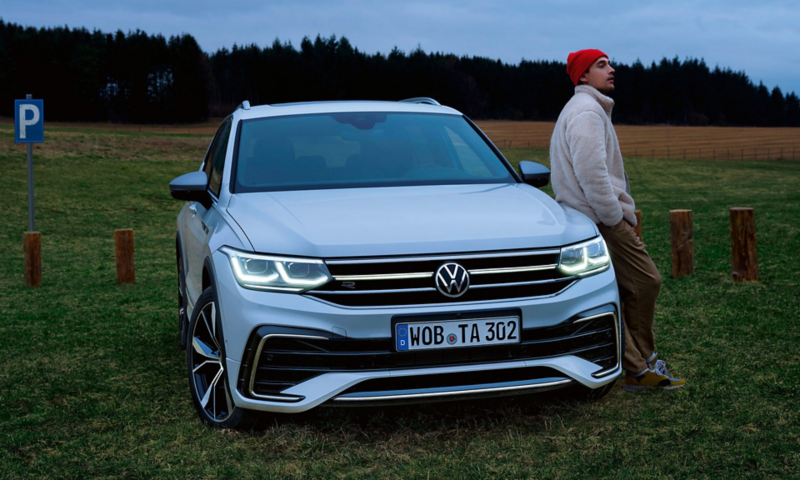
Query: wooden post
115,229,135,285
24,232,42,287
634,210,642,241
730,208,758,281
669,210,694,278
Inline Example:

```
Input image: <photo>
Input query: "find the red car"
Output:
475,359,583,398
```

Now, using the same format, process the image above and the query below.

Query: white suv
170,98,621,429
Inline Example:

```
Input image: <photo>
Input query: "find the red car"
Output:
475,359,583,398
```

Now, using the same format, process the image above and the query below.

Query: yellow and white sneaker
624,367,686,392
646,352,685,384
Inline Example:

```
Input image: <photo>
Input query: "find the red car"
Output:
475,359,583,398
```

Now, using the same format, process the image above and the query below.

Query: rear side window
208,120,232,198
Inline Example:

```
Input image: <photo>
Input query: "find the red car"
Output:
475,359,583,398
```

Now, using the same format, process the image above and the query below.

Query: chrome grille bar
325,249,560,265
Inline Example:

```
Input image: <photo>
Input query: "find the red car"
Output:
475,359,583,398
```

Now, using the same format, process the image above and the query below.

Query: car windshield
233,112,516,192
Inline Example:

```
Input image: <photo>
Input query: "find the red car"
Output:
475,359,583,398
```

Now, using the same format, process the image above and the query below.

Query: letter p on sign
15,99,44,143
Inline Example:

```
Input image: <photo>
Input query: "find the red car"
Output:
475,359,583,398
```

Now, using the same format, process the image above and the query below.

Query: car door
183,118,232,303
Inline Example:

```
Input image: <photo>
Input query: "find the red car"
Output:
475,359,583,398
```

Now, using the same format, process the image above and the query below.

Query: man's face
580,57,615,94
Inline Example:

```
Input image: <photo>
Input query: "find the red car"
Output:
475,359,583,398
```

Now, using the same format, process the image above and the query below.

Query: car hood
226,184,598,258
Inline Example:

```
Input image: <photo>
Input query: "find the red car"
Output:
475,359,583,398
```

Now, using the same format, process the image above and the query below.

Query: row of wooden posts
23,210,757,287
24,229,135,287
633,207,758,281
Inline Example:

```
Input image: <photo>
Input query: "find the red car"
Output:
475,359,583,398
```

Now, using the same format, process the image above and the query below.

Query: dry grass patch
475,120,800,161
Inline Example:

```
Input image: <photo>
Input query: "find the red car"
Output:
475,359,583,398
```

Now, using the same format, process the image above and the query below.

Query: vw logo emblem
435,262,470,298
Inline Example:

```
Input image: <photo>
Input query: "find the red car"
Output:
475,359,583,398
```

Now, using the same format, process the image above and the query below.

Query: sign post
15,94,44,287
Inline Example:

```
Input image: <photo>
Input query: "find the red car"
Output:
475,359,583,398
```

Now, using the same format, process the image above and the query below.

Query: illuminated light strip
333,272,433,281
469,264,558,275
469,277,574,289
325,249,561,265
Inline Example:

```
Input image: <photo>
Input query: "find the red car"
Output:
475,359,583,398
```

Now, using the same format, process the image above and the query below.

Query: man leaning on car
549,49,685,391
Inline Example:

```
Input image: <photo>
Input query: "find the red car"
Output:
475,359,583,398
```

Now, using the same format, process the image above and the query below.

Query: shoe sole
623,384,685,392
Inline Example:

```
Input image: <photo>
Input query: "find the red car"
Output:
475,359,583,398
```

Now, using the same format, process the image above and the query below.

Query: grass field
1,124,799,478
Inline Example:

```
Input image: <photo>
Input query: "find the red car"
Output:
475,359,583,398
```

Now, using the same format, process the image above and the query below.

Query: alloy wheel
189,301,235,422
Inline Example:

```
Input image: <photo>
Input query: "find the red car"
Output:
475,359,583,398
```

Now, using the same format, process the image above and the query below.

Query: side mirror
170,171,209,204
518,161,550,188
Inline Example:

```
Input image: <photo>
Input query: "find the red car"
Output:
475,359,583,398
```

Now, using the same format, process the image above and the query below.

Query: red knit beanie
566,49,608,86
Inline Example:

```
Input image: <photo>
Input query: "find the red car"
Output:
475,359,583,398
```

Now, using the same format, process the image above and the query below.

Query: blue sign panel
15,99,44,143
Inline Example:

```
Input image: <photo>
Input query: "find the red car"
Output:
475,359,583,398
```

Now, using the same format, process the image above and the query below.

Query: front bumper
212,250,621,414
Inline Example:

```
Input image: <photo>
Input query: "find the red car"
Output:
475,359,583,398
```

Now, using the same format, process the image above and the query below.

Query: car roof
234,100,463,120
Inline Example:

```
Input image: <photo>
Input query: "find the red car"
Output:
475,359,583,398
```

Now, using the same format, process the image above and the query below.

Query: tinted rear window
234,112,515,192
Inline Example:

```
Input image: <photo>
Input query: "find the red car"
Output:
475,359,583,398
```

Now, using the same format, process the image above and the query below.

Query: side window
202,130,221,179
208,120,232,198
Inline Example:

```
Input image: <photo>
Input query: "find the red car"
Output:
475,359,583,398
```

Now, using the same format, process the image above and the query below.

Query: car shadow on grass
242,379,625,439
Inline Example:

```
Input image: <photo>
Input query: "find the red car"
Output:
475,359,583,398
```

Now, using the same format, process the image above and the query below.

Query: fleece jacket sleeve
566,111,624,227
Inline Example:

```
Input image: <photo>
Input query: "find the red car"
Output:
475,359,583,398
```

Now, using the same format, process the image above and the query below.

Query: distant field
3,116,799,161
1,124,799,478
479,120,800,161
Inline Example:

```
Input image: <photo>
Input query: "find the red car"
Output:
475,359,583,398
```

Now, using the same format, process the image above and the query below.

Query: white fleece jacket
549,85,636,227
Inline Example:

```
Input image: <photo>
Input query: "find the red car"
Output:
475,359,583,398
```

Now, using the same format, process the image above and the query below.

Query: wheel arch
202,257,227,353
176,231,187,270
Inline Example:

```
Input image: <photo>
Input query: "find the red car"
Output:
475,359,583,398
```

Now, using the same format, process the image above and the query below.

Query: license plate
395,316,520,351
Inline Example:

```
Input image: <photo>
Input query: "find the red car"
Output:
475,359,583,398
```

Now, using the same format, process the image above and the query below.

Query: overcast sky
4,0,800,95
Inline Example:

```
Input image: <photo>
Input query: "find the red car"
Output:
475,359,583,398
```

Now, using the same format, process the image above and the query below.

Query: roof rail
237,100,251,110
399,97,441,106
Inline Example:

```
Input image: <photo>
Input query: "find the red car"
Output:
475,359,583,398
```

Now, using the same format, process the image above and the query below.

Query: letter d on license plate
396,316,519,351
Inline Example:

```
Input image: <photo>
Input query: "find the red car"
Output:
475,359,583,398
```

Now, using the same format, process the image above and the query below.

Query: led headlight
221,247,332,292
558,236,611,277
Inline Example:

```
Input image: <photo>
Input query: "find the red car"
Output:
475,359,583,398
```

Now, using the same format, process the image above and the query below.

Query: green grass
1,127,799,479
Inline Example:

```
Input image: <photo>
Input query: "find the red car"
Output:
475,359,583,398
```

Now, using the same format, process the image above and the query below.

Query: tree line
2,20,799,126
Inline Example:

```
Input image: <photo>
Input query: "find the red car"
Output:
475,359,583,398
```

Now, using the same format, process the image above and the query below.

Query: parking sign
15,99,44,143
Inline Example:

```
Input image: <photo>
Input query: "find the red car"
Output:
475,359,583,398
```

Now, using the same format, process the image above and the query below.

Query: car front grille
305,249,577,307
240,310,618,400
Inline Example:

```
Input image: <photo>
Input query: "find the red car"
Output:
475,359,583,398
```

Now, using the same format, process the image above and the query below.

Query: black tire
177,252,189,350
186,287,260,429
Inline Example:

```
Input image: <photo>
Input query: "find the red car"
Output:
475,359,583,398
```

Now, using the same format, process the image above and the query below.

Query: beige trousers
597,220,662,374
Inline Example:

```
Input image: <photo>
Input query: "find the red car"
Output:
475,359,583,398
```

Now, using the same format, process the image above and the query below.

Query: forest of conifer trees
2,20,799,126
